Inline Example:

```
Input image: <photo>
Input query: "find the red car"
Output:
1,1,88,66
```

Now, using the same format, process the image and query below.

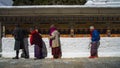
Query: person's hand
48,36,51,40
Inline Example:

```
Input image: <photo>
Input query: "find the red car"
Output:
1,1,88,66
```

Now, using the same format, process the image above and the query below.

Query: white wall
2,37,120,58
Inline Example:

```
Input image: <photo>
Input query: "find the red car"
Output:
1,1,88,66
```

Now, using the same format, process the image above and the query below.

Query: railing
5,34,120,37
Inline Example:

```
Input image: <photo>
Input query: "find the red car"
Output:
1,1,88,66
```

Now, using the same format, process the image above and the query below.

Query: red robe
30,30,43,59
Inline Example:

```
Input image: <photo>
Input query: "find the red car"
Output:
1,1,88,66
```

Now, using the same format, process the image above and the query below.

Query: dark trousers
21,38,29,58
21,49,29,58
90,41,100,56
16,49,27,58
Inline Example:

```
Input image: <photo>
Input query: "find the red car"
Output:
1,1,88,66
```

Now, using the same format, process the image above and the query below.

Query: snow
85,0,120,6
0,0,120,8
0,0,13,6
2,37,120,58
0,5,120,9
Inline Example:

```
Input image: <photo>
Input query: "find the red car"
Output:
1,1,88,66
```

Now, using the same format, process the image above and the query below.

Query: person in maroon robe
30,28,43,59
49,25,62,59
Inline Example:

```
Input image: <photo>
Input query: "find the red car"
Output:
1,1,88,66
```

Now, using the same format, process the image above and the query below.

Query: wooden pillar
0,22,2,57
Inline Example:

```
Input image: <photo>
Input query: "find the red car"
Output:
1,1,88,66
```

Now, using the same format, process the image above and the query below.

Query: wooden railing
5,34,120,38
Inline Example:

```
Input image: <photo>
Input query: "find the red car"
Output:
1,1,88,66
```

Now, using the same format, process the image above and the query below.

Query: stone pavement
0,57,120,68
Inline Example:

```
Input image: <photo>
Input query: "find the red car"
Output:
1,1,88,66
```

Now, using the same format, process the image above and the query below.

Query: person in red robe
30,28,43,59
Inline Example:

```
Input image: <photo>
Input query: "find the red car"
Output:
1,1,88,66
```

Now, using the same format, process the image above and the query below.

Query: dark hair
30,27,35,31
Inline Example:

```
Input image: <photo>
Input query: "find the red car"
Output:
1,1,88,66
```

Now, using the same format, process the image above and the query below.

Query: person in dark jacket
30,28,43,60
89,26,100,58
12,24,27,59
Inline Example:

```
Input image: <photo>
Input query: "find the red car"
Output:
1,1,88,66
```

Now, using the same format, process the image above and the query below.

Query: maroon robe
30,30,43,59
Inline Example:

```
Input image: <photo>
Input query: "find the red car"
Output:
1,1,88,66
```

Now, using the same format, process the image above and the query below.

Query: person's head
90,26,95,31
50,24,55,28
35,26,38,32
49,24,57,33
30,27,35,33
50,24,57,30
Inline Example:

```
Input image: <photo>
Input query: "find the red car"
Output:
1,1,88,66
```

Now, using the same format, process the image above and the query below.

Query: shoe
95,55,98,58
34,57,44,60
34,58,37,60
12,57,19,59
89,56,96,59
34,58,40,60
51,58,54,60
21,53,25,58
25,56,29,59
95,56,98,58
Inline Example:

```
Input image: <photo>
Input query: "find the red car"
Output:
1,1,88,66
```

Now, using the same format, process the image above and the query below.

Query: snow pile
2,37,120,58
85,0,120,5
0,0,13,6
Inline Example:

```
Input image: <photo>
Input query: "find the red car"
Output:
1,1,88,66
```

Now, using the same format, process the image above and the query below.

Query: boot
12,56,19,59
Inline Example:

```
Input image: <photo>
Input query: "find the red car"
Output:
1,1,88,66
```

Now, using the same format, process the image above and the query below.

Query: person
70,28,74,37
30,27,43,60
106,29,111,37
89,26,100,58
49,24,62,59
21,29,29,59
12,24,27,59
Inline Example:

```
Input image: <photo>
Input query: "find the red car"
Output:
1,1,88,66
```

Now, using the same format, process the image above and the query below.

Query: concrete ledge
0,57,120,68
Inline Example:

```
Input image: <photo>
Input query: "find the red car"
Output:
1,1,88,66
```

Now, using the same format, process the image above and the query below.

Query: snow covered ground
2,37,120,58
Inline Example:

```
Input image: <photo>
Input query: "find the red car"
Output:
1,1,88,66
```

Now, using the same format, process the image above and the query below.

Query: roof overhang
0,5,120,24
0,5,120,16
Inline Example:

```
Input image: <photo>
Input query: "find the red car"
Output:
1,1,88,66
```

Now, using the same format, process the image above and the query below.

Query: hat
90,26,94,29
50,24,55,28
